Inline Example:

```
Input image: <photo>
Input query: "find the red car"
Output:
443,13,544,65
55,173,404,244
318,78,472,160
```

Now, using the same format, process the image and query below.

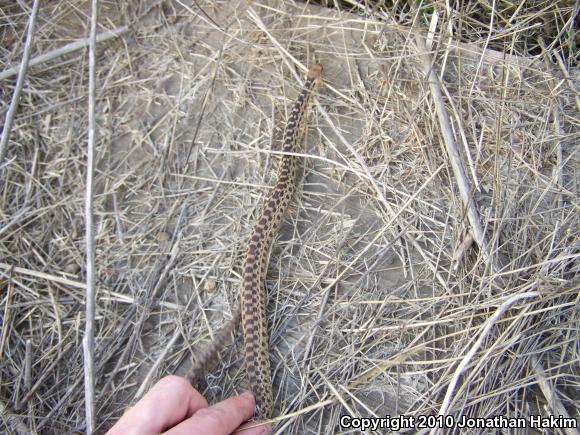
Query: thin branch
0,0,40,167
135,331,181,399
531,355,576,435
83,0,99,432
415,34,493,268
433,291,539,423
0,26,129,82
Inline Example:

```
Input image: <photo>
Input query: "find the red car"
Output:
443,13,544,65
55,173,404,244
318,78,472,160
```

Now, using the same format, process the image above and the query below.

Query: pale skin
107,376,271,435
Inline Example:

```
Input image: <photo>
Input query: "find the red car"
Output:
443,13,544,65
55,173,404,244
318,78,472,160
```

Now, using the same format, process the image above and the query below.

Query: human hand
107,375,270,435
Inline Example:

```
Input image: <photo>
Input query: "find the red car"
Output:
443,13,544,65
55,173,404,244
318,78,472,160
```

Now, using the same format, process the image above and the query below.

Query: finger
234,420,272,435
107,376,208,435
164,392,257,435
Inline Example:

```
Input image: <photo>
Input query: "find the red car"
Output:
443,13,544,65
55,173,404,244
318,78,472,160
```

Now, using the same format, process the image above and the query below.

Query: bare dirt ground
1,1,578,433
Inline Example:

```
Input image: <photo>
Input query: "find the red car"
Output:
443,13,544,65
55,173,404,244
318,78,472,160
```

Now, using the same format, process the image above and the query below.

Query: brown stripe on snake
186,64,323,419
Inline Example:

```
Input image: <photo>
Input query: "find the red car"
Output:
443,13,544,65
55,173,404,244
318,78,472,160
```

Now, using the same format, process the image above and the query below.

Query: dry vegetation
0,0,578,434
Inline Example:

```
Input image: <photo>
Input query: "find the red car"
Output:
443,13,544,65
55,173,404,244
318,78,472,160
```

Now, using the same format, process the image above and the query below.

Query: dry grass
0,1,578,433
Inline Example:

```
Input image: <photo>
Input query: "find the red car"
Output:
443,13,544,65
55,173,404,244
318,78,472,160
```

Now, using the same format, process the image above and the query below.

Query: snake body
186,64,322,419
241,64,322,418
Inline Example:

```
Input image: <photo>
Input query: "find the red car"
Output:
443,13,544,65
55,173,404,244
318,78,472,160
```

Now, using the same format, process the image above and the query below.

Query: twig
0,0,40,167
440,83,480,192
25,339,32,392
18,341,75,407
531,356,576,435
0,26,129,82
83,0,99,432
551,101,566,209
127,237,182,401
0,267,15,356
246,8,307,76
415,34,493,268
135,331,182,399
0,262,85,289
540,41,568,210
36,377,84,432
433,291,539,425
452,233,475,270
550,48,580,113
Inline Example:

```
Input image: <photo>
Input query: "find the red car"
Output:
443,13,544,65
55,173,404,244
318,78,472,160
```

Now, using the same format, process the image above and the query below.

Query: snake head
306,63,323,82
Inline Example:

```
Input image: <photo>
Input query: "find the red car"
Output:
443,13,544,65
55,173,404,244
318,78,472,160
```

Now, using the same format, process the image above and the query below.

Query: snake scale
186,63,323,419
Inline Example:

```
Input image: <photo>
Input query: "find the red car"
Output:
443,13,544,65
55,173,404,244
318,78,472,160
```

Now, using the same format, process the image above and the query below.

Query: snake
186,63,323,419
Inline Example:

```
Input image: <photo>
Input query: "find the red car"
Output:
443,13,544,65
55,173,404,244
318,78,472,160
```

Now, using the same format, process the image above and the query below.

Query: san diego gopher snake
186,63,323,419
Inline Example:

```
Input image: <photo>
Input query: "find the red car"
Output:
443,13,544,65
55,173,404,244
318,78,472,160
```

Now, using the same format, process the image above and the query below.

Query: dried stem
0,0,40,166
83,0,99,432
